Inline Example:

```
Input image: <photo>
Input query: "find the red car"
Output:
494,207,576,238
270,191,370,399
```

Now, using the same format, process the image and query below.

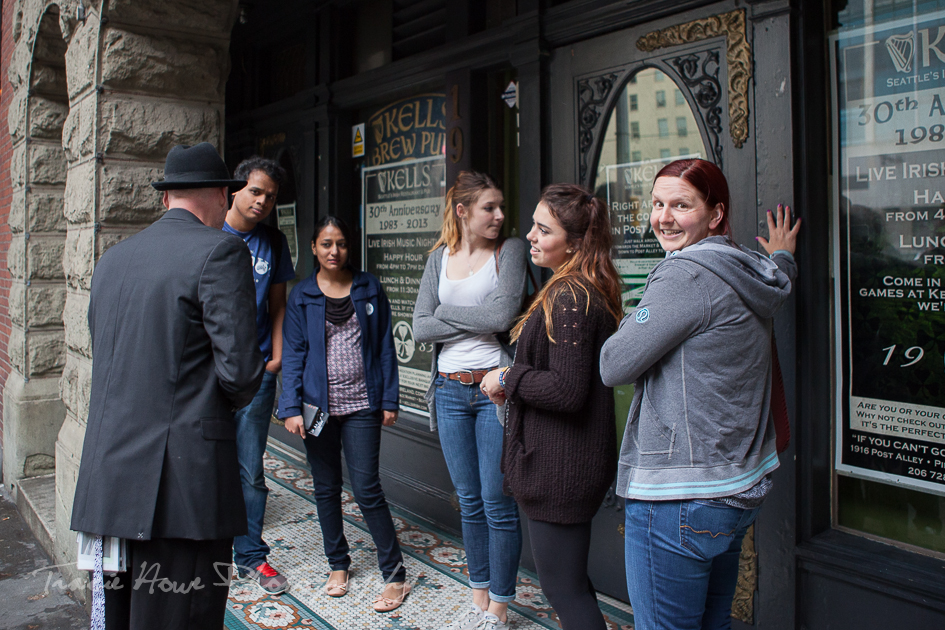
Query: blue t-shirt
223,222,295,360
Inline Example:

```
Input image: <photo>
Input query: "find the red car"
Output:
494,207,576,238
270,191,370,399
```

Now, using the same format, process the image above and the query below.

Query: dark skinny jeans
302,408,406,582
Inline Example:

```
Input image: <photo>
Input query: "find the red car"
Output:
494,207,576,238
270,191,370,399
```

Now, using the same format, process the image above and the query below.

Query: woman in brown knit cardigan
481,184,623,630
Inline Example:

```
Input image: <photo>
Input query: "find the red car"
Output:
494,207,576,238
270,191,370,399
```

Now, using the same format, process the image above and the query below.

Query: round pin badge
366,303,375,315
635,308,649,324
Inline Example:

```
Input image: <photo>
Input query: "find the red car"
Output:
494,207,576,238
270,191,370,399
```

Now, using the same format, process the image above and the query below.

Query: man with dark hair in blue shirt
224,156,296,593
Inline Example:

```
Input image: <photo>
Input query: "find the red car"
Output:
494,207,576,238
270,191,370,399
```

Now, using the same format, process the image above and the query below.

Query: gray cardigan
413,238,529,430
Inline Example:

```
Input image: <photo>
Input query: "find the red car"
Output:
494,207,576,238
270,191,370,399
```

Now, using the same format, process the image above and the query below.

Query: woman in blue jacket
280,215,408,613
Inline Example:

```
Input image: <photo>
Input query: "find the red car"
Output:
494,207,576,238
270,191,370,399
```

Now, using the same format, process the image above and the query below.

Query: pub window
676,117,688,137
591,65,706,447
655,90,666,108
629,94,638,111
830,0,945,554
675,89,685,106
359,91,447,423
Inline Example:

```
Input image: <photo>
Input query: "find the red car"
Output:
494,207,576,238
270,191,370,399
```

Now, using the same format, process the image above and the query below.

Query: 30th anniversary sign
833,11,945,495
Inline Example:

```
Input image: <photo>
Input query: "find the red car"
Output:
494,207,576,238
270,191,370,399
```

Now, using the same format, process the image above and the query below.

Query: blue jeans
233,370,278,572
302,408,406,582
624,499,760,630
435,375,522,603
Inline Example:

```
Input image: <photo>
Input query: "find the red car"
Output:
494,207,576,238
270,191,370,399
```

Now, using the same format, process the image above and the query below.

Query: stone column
3,6,69,500
51,0,239,588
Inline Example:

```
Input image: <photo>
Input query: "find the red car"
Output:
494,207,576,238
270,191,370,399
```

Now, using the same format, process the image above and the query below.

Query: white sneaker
476,613,510,630
438,604,485,630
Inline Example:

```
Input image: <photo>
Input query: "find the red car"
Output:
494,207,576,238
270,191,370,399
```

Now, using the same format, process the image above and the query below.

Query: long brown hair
510,184,623,342
429,170,500,254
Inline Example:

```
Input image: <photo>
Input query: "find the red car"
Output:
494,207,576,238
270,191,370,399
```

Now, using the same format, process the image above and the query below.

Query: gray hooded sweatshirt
600,236,796,501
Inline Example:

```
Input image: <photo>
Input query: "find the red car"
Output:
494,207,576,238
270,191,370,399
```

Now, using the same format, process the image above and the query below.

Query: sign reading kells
832,10,945,496
362,156,446,415
366,95,445,166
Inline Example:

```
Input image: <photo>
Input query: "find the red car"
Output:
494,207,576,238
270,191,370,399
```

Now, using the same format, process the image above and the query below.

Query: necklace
466,247,487,276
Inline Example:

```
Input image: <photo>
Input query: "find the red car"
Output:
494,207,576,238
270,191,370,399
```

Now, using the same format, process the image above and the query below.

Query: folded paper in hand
303,402,329,437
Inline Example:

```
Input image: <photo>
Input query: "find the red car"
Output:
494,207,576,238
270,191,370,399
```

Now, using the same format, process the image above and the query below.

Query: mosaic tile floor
225,442,635,630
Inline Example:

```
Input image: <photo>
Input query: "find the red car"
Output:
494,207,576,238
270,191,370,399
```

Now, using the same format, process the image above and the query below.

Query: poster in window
831,10,945,496
362,156,447,416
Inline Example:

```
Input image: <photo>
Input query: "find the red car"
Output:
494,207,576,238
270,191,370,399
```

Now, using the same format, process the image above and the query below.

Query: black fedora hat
151,142,247,191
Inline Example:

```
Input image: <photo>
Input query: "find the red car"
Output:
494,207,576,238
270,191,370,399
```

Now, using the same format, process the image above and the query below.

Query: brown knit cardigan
501,282,618,524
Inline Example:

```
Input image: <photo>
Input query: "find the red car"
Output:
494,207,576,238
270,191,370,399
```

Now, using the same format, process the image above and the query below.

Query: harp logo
886,32,915,73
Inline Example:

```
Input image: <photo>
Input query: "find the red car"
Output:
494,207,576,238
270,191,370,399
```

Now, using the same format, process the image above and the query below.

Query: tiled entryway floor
225,443,635,630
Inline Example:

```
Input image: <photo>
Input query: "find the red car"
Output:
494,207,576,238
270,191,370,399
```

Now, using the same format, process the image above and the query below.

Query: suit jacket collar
162,207,208,225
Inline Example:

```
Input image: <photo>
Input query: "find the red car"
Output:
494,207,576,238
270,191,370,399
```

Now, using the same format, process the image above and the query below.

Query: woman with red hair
481,184,623,629
600,158,800,630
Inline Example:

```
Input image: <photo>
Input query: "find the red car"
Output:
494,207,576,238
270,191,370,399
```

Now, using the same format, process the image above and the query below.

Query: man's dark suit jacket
71,208,264,542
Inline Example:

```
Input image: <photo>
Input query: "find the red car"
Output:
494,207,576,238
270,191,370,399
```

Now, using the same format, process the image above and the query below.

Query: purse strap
771,331,791,454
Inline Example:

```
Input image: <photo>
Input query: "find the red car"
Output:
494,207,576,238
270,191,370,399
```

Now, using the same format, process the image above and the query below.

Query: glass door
548,6,758,604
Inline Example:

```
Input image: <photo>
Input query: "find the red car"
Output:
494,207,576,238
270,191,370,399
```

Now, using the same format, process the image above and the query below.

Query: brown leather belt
438,368,497,385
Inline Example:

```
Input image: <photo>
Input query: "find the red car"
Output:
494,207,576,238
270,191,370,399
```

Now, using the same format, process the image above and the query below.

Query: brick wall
0,1,15,452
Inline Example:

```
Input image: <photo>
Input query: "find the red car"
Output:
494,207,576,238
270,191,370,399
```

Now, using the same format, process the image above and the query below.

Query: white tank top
437,249,502,372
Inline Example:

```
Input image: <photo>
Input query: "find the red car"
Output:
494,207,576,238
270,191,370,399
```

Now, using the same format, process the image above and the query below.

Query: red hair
654,159,730,236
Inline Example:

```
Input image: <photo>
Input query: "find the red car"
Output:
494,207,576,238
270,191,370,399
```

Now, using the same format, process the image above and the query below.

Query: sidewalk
0,486,87,630
226,443,636,629
0,443,636,630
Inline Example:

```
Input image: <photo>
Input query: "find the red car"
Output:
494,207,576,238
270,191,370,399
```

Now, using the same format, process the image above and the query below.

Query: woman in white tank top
414,171,528,630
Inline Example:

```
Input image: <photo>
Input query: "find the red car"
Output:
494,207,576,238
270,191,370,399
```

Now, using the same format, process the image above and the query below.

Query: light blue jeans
233,370,278,572
624,498,760,630
435,375,522,603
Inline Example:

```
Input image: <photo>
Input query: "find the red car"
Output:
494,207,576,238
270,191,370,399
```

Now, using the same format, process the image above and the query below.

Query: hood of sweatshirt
665,235,792,319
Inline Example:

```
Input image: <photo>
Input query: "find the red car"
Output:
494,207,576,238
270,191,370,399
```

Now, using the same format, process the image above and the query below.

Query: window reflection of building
595,67,703,190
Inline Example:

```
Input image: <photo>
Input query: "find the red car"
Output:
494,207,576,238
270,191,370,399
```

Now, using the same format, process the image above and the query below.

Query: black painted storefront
223,1,945,627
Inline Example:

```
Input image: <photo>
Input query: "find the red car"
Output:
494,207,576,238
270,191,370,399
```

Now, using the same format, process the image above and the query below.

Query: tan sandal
373,581,411,613
324,570,349,597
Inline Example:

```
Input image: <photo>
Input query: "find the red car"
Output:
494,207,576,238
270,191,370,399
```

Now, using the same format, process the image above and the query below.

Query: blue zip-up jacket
279,270,399,418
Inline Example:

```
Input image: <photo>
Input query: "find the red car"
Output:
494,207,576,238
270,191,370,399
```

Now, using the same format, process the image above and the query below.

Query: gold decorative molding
637,9,752,149
732,524,757,623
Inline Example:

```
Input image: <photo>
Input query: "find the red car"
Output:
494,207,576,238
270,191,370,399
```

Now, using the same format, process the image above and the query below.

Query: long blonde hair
429,171,500,254
510,184,623,343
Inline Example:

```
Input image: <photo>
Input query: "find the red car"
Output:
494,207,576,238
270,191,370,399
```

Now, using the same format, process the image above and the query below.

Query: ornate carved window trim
636,8,752,149
576,72,620,186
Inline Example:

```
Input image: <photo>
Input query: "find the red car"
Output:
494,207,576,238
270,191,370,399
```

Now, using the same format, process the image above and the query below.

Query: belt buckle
455,369,475,385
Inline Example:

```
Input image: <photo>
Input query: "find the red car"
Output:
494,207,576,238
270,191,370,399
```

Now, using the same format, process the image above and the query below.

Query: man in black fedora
72,142,265,630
